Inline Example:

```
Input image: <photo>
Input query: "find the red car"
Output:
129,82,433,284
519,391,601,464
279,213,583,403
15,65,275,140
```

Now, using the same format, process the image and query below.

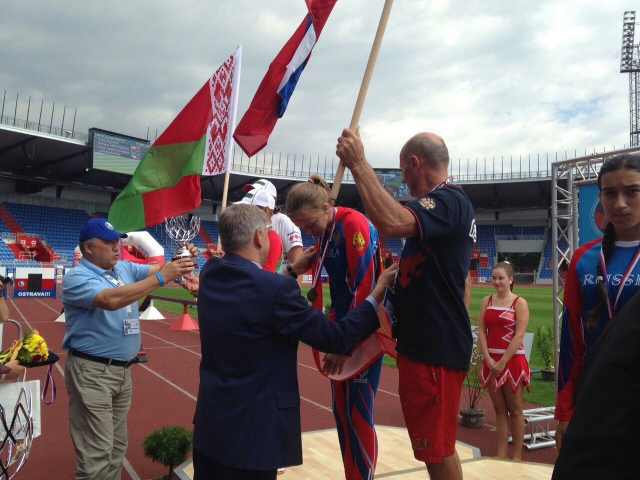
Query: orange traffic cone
169,304,199,331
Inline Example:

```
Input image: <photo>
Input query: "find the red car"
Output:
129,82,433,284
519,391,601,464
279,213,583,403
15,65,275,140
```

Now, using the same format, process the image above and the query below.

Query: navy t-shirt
394,183,475,371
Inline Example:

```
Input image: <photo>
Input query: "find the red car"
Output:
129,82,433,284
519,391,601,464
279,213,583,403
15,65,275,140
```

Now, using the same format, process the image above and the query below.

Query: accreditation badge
124,317,140,336
123,305,140,335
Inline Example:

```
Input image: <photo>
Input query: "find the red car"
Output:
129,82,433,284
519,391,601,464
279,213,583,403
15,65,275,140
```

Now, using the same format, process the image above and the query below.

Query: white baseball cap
243,179,277,200
237,187,276,210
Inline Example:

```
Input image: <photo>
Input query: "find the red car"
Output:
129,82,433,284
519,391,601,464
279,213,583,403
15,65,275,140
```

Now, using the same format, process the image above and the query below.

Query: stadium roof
0,122,557,213
0,122,365,208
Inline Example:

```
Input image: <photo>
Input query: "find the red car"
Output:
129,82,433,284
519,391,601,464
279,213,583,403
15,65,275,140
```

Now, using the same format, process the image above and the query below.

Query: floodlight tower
621,11,640,147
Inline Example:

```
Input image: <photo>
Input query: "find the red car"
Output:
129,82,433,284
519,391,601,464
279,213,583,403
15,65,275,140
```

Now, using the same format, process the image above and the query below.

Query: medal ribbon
598,242,640,319
41,364,57,405
310,208,337,292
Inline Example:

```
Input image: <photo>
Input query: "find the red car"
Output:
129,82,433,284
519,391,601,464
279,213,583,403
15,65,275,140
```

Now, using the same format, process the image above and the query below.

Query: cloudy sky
0,1,635,171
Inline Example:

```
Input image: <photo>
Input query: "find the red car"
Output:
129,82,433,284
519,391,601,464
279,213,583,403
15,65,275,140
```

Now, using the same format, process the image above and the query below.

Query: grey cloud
0,0,633,170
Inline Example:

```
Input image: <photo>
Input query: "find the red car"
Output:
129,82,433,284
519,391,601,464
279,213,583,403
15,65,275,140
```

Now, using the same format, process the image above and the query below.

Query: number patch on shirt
469,219,477,243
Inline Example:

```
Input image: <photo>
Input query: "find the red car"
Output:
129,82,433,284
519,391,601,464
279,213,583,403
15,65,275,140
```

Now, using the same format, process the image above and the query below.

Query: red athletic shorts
397,353,467,463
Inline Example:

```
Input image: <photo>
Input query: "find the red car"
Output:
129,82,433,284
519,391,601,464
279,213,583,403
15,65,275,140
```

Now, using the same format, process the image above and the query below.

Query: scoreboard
375,169,409,199
89,128,151,175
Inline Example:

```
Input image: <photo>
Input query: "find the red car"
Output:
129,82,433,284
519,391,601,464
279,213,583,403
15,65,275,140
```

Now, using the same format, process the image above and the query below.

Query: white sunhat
237,187,276,210
243,179,277,200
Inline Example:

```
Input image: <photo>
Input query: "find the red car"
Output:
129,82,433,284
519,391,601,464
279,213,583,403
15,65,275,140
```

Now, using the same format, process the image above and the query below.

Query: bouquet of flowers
0,329,49,365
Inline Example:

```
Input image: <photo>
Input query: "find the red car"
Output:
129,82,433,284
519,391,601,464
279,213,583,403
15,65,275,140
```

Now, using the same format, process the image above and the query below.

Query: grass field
145,283,557,407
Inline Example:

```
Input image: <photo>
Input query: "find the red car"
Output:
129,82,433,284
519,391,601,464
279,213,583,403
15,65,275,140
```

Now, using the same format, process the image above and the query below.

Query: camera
1,276,13,286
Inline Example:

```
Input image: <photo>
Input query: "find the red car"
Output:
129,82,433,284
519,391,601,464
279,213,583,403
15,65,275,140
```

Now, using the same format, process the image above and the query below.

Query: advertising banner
578,183,606,246
13,267,56,298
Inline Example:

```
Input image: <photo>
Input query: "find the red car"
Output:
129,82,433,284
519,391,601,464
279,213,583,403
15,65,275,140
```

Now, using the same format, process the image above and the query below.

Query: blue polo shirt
62,258,151,361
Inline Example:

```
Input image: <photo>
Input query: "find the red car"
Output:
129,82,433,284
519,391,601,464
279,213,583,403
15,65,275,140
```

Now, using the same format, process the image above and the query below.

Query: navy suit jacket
193,252,380,471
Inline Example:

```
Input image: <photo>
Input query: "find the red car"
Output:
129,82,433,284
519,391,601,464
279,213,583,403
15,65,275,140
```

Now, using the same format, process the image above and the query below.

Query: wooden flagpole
329,0,394,203
217,169,231,249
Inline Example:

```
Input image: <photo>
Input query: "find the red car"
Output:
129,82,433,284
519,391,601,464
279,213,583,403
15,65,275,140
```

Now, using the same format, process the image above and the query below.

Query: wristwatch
286,264,298,279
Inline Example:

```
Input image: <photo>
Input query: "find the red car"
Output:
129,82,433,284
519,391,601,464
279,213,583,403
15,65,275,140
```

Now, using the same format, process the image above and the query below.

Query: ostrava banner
13,267,56,298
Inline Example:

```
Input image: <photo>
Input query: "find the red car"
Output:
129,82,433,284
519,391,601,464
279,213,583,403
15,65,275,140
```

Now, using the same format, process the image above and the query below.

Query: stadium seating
0,218,16,262
4,202,91,265
495,225,545,240
538,227,567,279
0,204,212,269
477,225,497,271
200,220,219,249
383,237,403,255
0,201,566,283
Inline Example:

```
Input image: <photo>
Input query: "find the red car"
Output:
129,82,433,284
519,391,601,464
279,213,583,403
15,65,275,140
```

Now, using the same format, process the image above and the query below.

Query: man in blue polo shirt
62,218,196,480
337,129,475,480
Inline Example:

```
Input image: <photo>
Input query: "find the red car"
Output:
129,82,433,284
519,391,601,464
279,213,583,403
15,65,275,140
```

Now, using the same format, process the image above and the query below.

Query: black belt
69,349,138,368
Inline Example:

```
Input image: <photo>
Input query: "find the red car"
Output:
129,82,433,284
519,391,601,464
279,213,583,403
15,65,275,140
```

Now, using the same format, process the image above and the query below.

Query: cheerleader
478,261,531,460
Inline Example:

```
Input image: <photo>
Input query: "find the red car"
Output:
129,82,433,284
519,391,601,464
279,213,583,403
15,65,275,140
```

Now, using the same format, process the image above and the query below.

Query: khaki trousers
65,354,132,480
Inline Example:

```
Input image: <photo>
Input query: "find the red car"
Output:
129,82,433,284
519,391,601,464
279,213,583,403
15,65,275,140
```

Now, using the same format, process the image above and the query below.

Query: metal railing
230,149,355,183
0,114,88,142
451,170,552,183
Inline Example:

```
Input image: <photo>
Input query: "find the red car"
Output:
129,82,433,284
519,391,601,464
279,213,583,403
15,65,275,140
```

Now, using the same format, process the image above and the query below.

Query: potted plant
459,323,487,428
535,326,555,381
143,425,193,479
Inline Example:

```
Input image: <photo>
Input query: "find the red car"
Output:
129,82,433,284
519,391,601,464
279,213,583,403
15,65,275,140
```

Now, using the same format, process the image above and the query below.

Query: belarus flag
233,0,338,157
108,47,242,232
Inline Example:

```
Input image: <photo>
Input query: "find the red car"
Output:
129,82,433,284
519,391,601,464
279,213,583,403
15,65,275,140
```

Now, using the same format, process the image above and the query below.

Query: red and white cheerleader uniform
479,296,531,392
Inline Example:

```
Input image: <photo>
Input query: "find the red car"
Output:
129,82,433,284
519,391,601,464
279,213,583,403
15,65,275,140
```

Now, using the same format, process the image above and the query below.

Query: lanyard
102,270,132,318
598,242,640,319
428,178,451,194
103,271,125,287
311,208,337,291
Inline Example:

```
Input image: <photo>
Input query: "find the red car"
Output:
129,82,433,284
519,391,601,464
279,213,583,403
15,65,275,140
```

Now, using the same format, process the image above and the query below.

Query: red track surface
5,295,558,480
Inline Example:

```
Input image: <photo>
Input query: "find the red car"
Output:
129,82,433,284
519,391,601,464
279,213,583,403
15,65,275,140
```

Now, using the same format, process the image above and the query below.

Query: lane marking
141,331,202,357
143,345,201,350
138,333,337,412
138,363,197,401
122,458,141,480
33,298,62,314
300,396,332,413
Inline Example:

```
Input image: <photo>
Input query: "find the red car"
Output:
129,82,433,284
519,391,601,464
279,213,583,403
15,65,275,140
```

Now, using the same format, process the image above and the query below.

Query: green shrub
465,326,487,411
143,425,192,476
535,326,555,369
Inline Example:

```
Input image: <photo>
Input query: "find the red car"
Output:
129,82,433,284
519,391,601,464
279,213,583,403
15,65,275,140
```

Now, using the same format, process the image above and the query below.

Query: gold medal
307,288,318,302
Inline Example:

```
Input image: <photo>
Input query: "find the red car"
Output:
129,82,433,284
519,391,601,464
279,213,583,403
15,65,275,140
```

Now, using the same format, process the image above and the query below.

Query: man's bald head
400,132,449,168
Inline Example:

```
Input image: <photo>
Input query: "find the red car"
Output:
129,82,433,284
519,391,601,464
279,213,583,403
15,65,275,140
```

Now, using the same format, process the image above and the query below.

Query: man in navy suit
193,203,395,480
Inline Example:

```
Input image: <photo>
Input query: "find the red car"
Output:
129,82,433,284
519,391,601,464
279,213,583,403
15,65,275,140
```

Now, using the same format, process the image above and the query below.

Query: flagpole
330,0,394,203
217,169,231,249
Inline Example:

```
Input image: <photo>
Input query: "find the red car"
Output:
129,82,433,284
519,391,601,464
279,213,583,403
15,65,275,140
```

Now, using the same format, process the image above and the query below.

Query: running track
4,294,557,480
